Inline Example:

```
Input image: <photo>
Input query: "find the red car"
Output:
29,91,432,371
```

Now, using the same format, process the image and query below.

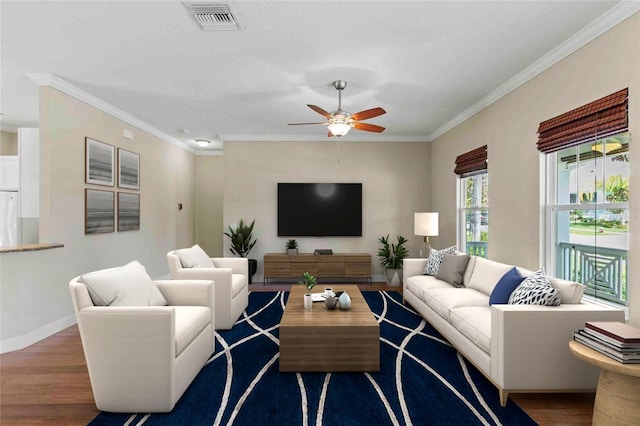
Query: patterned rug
90,291,535,425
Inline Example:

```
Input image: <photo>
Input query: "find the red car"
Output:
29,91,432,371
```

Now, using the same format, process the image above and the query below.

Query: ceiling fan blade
353,122,385,133
351,107,386,121
307,104,332,118
327,130,335,137
288,122,328,126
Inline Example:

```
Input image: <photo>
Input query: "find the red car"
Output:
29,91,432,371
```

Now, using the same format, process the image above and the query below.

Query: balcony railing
556,242,628,305
466,241,488,258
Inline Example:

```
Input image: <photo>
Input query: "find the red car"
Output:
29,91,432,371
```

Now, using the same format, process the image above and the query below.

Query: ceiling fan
289,80,386,137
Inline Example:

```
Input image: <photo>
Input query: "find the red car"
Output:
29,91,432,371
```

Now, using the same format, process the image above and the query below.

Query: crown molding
26,73,200,155
223,134,430,142
427,2,640,142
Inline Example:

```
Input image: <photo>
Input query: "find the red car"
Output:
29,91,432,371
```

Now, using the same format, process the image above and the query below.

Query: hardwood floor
0,283,594,425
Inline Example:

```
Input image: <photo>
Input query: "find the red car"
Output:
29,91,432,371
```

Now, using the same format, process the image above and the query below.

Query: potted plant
377,234,409,286
299,271,317,309
286,239,298,255
224,219,258,283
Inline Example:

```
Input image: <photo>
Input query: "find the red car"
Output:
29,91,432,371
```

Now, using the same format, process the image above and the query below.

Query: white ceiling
1,1,635,152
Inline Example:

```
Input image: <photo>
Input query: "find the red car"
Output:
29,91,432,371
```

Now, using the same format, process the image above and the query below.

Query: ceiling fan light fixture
195,139,211,147
328,122,351,137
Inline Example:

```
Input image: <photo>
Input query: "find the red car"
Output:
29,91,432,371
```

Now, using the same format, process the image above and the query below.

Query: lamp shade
414,212,438,236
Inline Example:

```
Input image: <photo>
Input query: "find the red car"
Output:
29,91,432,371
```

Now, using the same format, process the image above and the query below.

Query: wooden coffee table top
280,285,378,327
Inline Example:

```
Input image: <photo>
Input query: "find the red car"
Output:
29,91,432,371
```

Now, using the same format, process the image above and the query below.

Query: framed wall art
118,192,140,231
85,137,115,186
118,148,140,190
85,189,115,234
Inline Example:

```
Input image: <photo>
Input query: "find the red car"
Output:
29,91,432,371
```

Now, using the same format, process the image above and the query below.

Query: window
538,88,629,307
546,132,629,305
459,173,488,258
454,145,488,258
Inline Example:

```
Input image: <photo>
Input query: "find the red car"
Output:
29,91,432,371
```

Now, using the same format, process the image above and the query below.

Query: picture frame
85,189,115,234
85,137,115,186
118,192,140,232
118,148,140,190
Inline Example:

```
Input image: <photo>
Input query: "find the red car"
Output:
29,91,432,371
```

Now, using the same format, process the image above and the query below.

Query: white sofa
69,271,215,413
167,251,248,330
403,256,625,406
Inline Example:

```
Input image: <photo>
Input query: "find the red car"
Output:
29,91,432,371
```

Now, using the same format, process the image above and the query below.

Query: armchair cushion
232,274,248,298
80,261,167,307
175,244,215,269
174,306,211,356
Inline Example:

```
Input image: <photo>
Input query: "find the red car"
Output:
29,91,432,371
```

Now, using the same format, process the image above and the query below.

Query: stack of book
574,321,640,364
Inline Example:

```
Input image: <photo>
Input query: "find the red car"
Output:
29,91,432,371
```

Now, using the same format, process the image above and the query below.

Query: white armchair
167,249,249,330
69,268,215,413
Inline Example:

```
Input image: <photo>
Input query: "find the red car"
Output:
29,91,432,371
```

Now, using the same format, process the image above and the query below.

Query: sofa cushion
462,256,477,287
424,246,456,275
231,274,248,298
405,275,452,303
174,306,211,356
176,244,214,269
80,261,167,307
466,257,514,297
517,267,585,304
489,267,525,305
449,306,492,354
435,254,470,287
423,287,489,321
509,269,561,306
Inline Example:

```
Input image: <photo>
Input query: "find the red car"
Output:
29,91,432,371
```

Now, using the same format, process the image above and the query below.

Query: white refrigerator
0,191,20,247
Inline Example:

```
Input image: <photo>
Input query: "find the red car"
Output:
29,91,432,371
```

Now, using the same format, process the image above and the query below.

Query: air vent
183,2,242,31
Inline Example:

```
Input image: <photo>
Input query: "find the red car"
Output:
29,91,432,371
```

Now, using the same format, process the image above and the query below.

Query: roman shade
537,88,628,154
454,145,487,176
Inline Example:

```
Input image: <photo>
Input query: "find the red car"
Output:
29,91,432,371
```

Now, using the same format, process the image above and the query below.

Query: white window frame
457,172,488,258
544,141,629,308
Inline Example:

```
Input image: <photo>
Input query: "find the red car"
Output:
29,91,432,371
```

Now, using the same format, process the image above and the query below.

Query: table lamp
414,212,439,256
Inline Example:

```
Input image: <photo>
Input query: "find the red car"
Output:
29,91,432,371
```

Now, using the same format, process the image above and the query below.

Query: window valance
537,88,628,153
454,145,487,176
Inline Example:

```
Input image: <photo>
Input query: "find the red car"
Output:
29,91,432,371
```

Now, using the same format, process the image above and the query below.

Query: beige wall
223,141,430,280
430,13,640,324
1,87,196,347
0,130,18,155
195,155,224,257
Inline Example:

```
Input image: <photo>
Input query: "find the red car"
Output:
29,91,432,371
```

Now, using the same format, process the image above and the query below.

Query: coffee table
279,285,380,372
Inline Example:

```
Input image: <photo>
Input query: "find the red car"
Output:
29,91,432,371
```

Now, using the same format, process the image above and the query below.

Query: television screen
278,183,362,236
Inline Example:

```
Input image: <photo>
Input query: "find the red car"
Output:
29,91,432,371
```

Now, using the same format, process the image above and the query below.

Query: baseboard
0,313,77,354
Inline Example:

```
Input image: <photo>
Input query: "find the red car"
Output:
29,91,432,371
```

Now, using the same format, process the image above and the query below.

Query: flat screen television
278,183,362,236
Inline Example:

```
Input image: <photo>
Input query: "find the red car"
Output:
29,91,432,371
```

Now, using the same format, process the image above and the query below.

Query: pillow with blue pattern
508,269,561,306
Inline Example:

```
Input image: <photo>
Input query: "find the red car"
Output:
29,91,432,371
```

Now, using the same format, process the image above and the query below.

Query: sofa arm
212,257,248,276
403,258,428,279
155,280,215,308
490,302,625,392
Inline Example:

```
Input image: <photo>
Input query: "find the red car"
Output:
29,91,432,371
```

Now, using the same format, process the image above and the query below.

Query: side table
569,340,640,425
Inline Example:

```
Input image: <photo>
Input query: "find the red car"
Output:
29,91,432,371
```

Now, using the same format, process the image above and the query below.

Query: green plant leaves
377,234,409,269
224,219,257,258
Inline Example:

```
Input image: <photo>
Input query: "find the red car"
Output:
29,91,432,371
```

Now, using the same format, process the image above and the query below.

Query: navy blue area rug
90,291,536,425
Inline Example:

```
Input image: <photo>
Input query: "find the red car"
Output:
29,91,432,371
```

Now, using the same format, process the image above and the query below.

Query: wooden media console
263,253,372,283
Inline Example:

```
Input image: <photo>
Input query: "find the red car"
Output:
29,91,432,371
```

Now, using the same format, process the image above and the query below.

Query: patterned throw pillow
423,246,456,275
508,269,561,306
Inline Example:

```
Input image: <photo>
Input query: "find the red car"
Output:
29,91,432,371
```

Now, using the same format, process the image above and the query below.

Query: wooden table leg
593,369,640,425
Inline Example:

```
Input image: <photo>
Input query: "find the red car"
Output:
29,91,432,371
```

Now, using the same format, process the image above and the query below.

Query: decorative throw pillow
489,267,524,305
176,244,214,268
508,269,561,306
80,261,167,307
424,246,456,275
435,254,470,287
